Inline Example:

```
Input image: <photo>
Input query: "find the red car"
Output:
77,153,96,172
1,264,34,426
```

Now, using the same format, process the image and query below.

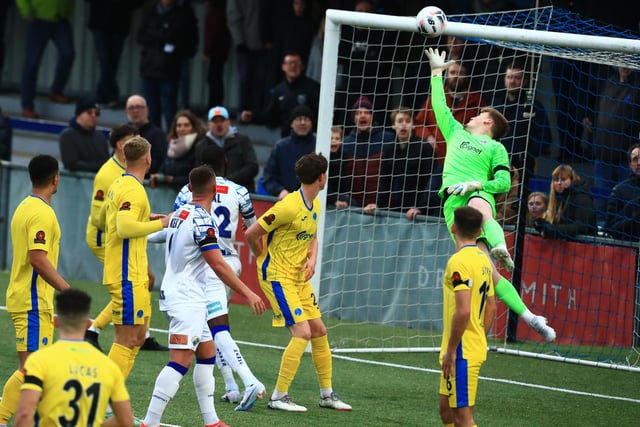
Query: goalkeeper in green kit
425,48,556,342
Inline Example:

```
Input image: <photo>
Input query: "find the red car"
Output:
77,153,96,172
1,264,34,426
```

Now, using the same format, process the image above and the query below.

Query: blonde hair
544,164,580,224
123,136,151,162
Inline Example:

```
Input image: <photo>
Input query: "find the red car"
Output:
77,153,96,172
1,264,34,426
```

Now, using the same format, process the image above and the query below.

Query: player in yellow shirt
439,207,497,427
103,136,170,379
245,153,351,413
14,288,133,427
0,155,72,426
84,124,168,352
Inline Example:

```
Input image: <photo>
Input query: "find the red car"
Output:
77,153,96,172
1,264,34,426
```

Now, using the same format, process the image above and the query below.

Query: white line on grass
3,310,636,405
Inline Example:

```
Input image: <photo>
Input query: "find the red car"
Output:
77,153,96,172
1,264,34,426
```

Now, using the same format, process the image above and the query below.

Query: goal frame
313,9,640,372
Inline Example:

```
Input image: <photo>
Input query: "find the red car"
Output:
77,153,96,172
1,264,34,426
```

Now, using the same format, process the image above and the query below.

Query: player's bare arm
484,295,497,335
102,399,134,427
303,236,319,281
245,221,266,257
13,389,40,427
29,249,71,291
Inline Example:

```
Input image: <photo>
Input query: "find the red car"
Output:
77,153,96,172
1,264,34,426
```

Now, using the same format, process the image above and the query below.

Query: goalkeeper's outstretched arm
424,48,455,77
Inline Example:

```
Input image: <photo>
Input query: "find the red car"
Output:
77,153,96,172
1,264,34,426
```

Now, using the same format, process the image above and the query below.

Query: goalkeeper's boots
319,392,353,411
529,315,557,343
491,245,515,272
268,395,308,412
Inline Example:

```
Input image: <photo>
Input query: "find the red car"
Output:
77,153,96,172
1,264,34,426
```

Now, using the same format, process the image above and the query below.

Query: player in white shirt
141,165,265,427
173,144,265,411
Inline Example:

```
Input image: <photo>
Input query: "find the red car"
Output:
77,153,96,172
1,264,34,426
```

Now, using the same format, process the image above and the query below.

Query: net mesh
319,6,640,368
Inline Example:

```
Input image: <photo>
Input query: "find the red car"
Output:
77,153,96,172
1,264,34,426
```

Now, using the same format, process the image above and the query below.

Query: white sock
271,389,287,400
193,362,218,425
144,364,184,426
88,325,100,334
521,309,534,323
320,388,333,398
214,330,259,388
216,346,239,392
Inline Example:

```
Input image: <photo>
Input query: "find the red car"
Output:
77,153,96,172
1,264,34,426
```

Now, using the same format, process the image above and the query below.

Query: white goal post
313,7,640,371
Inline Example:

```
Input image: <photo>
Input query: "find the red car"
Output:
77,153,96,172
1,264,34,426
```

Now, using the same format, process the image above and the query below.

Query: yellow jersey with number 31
22,340,129,427
257,189,320,283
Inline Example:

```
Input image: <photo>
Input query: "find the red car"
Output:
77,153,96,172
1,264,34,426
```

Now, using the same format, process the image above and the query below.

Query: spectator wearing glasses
240,52,320,137
125,94,167,174
59,97,109,173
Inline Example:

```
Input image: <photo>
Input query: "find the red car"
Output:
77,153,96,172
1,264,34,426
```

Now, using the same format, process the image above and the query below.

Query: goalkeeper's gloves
447,181,482,196
424,47,456,75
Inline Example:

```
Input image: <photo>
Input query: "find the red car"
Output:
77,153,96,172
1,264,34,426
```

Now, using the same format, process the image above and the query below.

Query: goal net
315,6,640,370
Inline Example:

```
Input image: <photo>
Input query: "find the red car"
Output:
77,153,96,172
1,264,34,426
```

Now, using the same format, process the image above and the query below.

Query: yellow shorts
259,279,321,327
439,358,484,408
106,280,150,325
10,310,54,352
86,225,105,263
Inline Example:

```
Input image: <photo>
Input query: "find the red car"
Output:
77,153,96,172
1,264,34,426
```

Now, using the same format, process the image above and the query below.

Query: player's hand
160,212,174,228
147,269,156,291
302,258,316,281
446,181,482,196
441,349,456,379
424,47,455,75
246,292,266,315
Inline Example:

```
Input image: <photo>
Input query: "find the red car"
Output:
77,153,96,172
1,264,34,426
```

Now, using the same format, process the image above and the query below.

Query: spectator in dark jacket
261,105,316,199
0,107,12,161
341,96,395,207
59,97,109,173
137,0,199,129
150,109,205,191
240,52,320,137
194,106,259,193
364,107,438,216
534,164,597,239
606,144,640,241
86,0,144,106
203,0,231,107
125,94,167,174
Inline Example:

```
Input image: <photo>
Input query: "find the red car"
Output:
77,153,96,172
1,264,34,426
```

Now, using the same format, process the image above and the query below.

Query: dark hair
295,152,327,184
200,144,227,175
453,207,483,239
189,165,216,195
56,288,91,319
109,124,139,148
29,155,59,187
167,109,207,141
481,107,510,140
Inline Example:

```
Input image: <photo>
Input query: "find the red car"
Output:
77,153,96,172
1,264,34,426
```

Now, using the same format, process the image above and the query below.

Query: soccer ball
416,6,447,38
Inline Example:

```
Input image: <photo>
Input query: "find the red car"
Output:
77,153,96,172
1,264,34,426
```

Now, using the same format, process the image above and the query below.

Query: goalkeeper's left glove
447,181,482,196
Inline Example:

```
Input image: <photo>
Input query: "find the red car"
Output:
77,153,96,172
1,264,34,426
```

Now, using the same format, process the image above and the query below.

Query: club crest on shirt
263,214,276,225
34,230,46,244
119,201,131,211
94,189,105,201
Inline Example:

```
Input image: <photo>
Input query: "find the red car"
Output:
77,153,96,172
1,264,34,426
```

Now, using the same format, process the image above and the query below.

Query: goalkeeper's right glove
424,47,456,75
446,181,482,196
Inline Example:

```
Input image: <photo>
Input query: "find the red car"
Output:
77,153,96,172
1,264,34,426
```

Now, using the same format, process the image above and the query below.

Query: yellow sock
108,342,133,378
311,335,332,389
275,337,307,393
0,370,24,423
92,301,113,330
124,346,141,379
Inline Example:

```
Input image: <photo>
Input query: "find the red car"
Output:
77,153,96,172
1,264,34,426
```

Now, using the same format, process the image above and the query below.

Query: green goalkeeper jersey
431,75,511,198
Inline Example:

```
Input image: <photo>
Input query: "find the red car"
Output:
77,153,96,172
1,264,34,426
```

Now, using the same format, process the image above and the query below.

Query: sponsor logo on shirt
119,201,131,211
263,214,276,225
216,185,229,194
34,230,46,244
94,189,105,201
459,141,482,154
296,231,314,241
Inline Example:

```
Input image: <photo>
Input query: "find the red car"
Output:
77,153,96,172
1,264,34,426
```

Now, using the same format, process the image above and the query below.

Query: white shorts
164,305,212,351
205,255,241,321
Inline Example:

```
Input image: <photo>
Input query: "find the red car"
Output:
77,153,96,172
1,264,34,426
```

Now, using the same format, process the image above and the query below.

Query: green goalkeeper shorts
443,190,497,241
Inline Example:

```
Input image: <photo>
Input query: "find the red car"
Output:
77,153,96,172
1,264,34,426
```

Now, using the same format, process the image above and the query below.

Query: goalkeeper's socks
483,217,507,249
495,277,527,316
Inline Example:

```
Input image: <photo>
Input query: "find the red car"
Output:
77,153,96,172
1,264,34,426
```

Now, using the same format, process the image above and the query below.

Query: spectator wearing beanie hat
261,105,316,199
59,97,109,172
341,96,395,206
